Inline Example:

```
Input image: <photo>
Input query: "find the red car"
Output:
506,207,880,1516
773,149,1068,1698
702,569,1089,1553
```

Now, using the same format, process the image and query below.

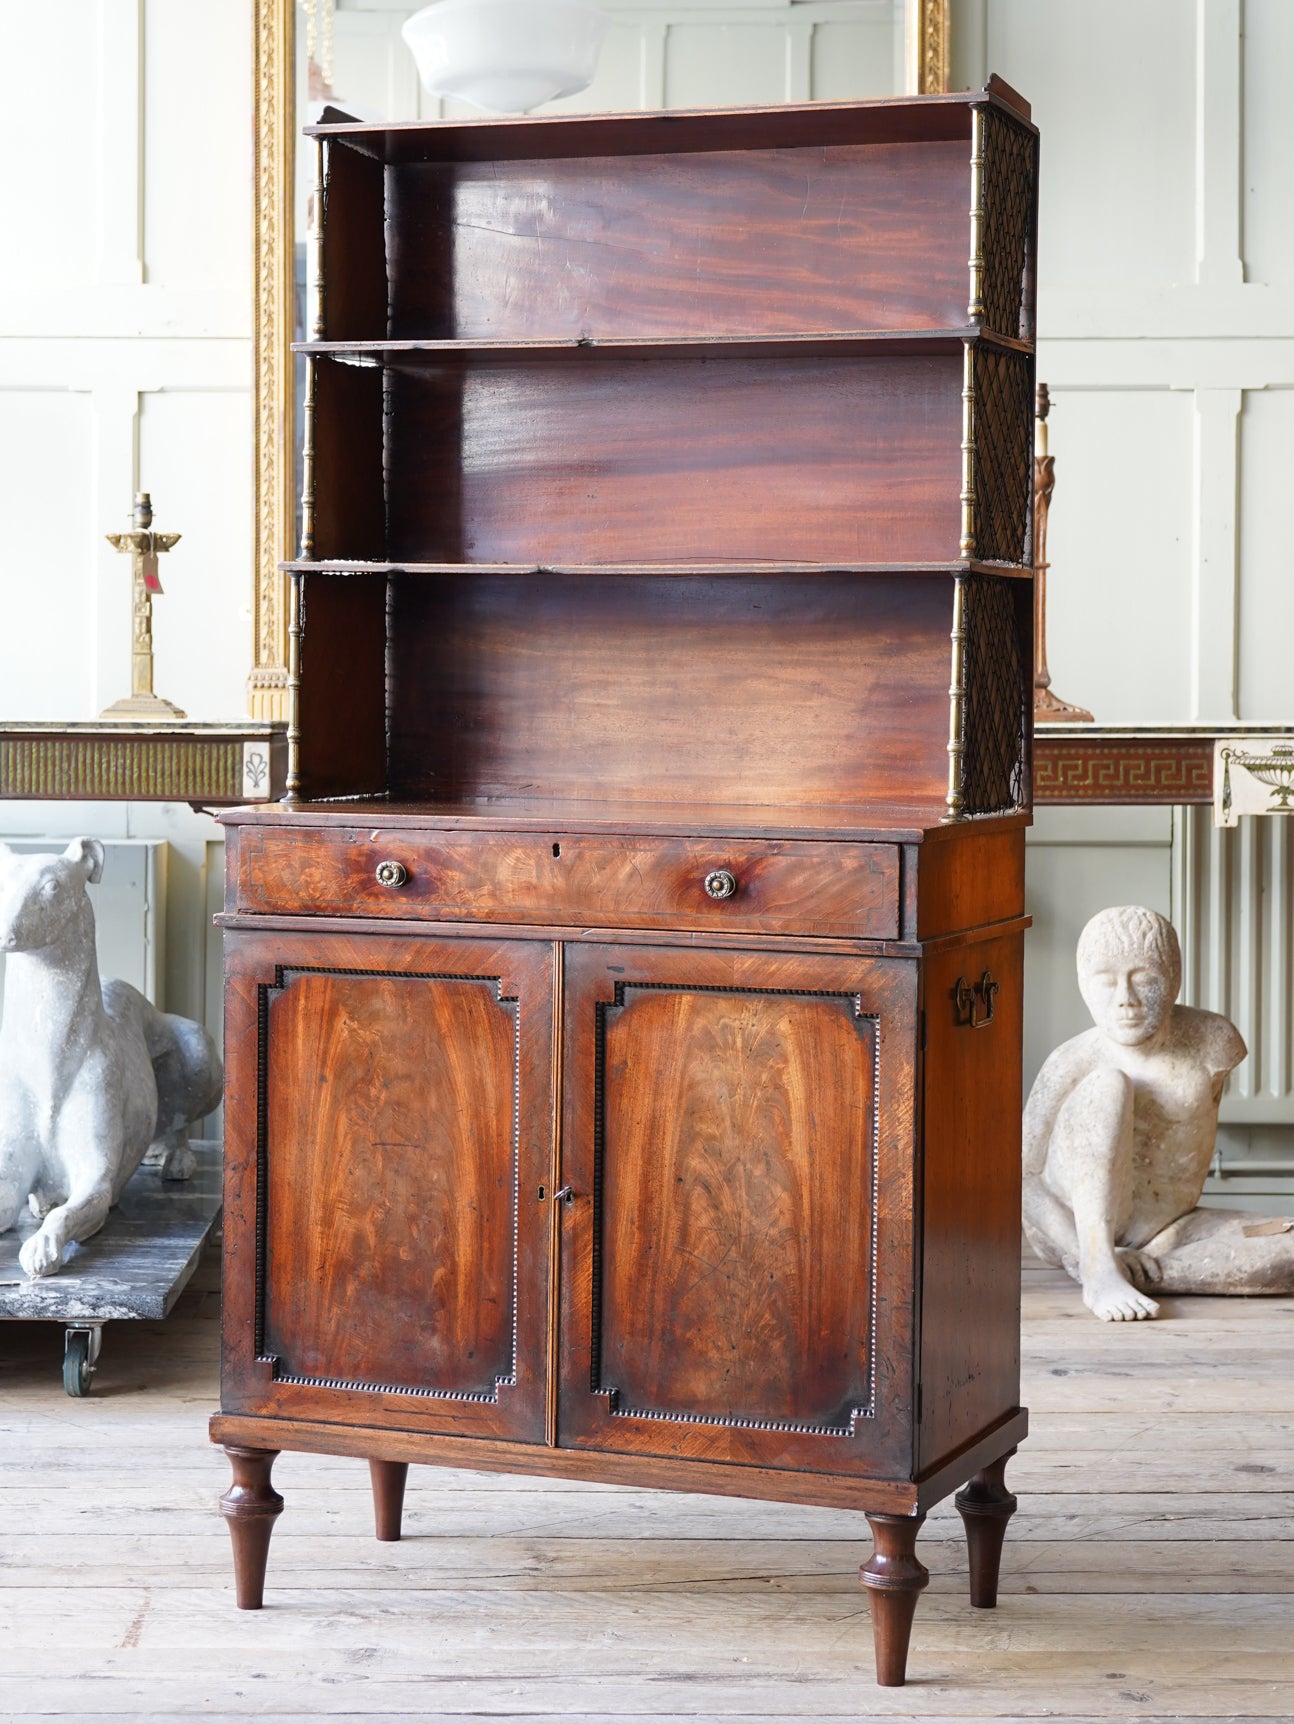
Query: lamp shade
401,0,607,114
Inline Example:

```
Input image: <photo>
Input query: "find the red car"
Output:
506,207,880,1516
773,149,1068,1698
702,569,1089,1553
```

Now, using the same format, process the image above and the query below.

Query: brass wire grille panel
972,346,1034,565
961,577,1027,816
979,107,1036,341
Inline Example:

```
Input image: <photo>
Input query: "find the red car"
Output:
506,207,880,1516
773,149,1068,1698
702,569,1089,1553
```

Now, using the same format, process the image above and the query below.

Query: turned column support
860,1511,929,1687
369,1458,409,1542
219,1445,284,1609
955,1447,1018,1608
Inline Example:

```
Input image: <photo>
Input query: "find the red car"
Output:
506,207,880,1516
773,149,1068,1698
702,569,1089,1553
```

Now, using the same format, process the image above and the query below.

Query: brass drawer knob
375,860,408,889
703,868,738,901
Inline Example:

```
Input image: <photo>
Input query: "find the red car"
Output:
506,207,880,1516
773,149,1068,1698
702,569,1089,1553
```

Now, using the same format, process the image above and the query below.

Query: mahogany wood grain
233,826,900,940
916,920,1025,1474
384,355,962,567
369,1458,409,1542
860,1513,928,1686
383,144,974,343
221,930,554,1444
386,573,953,809
218,1446,283,1610
209,1405,1030,1519
558,943,918,1479
597,987,875,1426
914,824,1027,940
954,1447,1018,1608
262,970,517,1393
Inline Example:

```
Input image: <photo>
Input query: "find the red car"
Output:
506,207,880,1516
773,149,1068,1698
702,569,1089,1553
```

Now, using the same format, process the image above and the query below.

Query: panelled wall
0,0,252,1042
2,1,1291,1192
952,0,1294,1184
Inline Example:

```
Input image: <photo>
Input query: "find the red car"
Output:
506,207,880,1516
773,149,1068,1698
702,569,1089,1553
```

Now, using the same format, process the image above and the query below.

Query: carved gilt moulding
248,0,954,722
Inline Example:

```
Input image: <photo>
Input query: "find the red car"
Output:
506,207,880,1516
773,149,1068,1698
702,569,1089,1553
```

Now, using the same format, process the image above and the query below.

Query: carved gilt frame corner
248,0,950,718
249,0,295,722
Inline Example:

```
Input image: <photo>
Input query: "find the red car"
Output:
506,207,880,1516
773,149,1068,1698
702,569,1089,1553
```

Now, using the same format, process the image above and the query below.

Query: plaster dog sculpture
0,839,223,1278
1023,904,1294,1321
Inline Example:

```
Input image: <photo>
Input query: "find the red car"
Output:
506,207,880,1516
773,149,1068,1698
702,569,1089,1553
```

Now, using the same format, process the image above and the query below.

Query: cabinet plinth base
209,1407,1028,1518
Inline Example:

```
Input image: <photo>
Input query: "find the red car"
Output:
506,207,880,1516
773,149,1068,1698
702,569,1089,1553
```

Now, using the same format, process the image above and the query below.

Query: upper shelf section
309,90,1038,350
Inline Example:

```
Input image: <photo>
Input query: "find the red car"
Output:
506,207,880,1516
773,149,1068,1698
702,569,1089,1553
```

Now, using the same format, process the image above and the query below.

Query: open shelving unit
213,82,1041,1691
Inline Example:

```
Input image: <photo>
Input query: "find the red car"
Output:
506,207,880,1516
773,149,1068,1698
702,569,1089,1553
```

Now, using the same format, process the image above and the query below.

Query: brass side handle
953,971,999,1029
704,868,738,901
375,860,408,889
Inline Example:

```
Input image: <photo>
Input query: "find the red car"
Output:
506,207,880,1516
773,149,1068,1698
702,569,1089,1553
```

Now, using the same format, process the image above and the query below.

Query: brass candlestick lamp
1032,385,1093,723
100,492,187,720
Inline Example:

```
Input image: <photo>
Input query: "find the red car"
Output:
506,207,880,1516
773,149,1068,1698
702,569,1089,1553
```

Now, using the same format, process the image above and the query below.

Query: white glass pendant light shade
402,0,607,114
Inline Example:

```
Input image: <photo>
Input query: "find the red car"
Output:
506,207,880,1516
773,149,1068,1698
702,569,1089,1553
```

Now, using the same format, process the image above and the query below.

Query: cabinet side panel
385,356,962,566
311,358,386,561
916,825,1026,940
600,987,876,1428
386,143,973,341
917,926,1024,1472
262,970,517,1396
297,572,387,800
322,140,389,341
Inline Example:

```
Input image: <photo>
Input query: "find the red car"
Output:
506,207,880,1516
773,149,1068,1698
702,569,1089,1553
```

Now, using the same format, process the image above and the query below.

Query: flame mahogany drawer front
234,826,901,939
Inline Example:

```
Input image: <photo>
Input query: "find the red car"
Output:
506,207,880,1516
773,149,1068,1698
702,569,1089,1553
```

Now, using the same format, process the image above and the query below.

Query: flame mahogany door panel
221,929,554,1443
557,943,919,1478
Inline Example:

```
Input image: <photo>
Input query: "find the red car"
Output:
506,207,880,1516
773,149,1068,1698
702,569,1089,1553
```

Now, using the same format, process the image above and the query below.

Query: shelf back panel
381,354,963,567
373,142,972,344
386,572,952,810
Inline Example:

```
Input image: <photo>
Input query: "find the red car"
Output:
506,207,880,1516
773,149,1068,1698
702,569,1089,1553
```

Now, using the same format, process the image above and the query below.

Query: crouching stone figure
0,839,223,1278
1023,904,1294,1320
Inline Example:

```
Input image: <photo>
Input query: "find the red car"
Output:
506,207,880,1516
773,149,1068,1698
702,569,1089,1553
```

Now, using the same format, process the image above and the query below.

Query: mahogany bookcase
211,79,1039,1687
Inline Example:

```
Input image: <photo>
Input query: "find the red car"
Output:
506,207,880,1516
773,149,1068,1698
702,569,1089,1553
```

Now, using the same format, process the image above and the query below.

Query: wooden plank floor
2,1251,1293,1722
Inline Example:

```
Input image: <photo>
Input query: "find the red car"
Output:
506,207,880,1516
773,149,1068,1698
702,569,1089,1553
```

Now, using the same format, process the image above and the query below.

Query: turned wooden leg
219,1446,283,1609
369,1458,409,1542
955,1448,1018,1609
860,1512,929,1687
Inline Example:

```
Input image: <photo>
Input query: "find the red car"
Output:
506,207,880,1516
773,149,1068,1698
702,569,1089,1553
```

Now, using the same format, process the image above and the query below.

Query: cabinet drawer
234,827,899,939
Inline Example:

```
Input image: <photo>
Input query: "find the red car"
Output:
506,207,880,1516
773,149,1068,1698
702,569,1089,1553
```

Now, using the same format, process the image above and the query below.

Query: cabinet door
558,944,918,1479
222,930,553,1443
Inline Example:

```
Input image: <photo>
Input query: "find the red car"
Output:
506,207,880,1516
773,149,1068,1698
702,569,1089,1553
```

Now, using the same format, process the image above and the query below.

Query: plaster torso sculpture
1023,904,1294,1319
0,839,223,1278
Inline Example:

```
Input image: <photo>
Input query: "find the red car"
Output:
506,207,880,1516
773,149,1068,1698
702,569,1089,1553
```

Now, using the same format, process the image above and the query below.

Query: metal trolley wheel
62,1326,103,1397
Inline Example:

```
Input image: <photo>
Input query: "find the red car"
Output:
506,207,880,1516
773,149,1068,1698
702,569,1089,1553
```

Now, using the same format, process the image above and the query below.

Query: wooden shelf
296,330,1035,363
221,793,1030,845
282,558,1034,579
0,721,287,806
303,87,1031,163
